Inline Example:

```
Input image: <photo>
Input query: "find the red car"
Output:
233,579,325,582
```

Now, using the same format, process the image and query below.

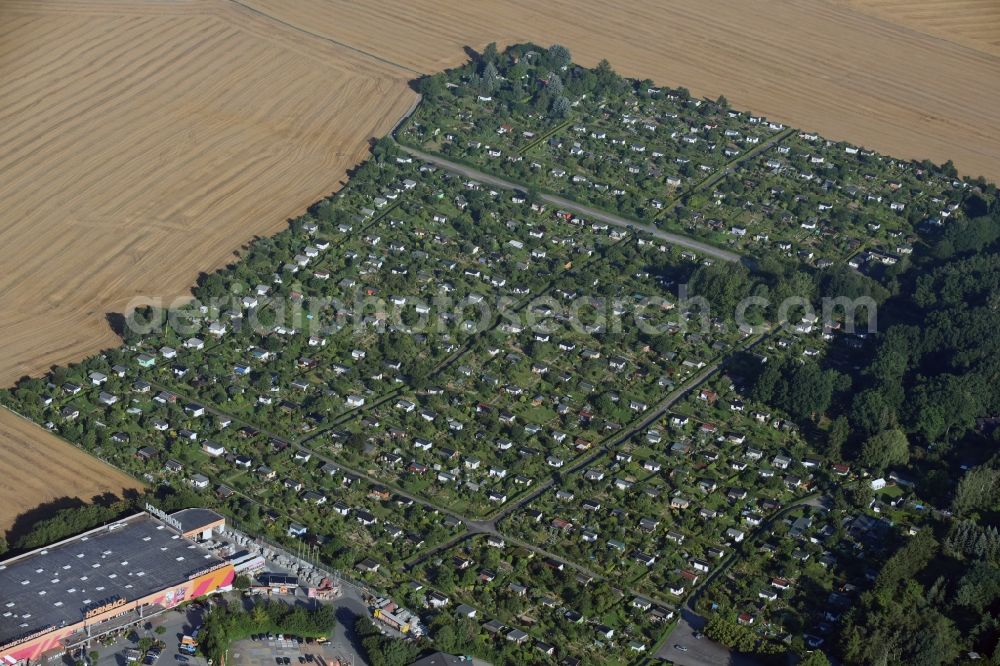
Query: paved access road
396,144,742,264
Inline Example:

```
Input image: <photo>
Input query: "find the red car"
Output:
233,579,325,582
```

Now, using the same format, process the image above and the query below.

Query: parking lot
65,604,210,666
229,635,355,666
655,608,762,666
53,588,367,666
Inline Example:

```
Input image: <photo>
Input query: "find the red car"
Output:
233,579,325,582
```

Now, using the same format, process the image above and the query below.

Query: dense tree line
8,484,203,553
200,601,334,663
417,42,627,126
736,186,1000,662
14,500,132,550
953,465,1000,515
354,618,419,666
750,357,846,422
743,187,1000,460
841,525,1000,665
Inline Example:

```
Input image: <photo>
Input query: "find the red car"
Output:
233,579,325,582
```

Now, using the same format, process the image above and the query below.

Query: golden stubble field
246,0,1000,183
0,0,997,527
838,0,1000,57
0,0,417,387
0,0,419,527
0,409,144,531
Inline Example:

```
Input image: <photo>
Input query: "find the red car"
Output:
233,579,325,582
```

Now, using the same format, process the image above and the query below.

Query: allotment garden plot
3,44,976,663
315,232,745,516
697,496,904,650
122,161,633,436
401,44,971,268
405,76,776,217
678,131,967,266
402,535,673,662
2,144,734,575
501,372,819,602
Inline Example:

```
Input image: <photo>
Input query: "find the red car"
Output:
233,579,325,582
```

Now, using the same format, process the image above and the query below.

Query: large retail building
0,508,233,665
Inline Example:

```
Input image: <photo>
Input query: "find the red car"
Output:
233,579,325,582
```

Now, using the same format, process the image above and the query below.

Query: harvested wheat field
837,0,1000,58
245,0,1000,183
0,0,416,386
0,409,143,532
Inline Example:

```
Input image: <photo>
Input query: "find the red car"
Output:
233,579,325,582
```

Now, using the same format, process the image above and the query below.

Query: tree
593,59,623,95
345,431,368,454
860,429,909,473
197,272,228,301
355,618,417,666
480,41,499,66
16,502,129,550
876,529,938,595
481,62,500,93
750,358,837,421
434,622,458,653
550,95,571,119
827,415,850,459
798,651,830,666
548,44,571,68
783,362,837,420
850,388,897,437
251,602,269,627
818,266,890,304
846,483,874,509
434,564,456,589
750,358,783,405
371,136,398,162
907,373,982,442
417,73,446,98
547,73,564,97
233,574,252,591
704,614,757,652
952,466,1000,515
907,612,962,666
690,261,758,316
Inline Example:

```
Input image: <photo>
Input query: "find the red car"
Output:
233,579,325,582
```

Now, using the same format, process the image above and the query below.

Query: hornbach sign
84,597,126,619
144,503,182,531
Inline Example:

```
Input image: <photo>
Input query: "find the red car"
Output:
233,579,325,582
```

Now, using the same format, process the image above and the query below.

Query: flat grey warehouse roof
170,508,225,534
0,513,225,646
